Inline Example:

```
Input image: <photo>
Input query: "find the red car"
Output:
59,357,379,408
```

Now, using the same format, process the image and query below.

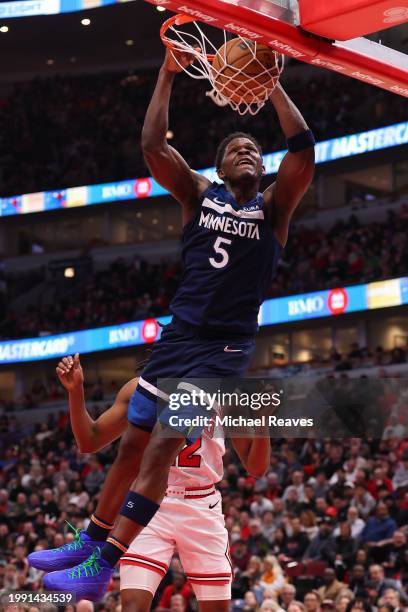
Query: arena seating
0,69,406,197
2,202,408,341
1,381,407,610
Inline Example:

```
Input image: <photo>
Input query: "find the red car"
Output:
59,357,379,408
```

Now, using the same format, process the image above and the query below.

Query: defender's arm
142,50,210,222
56,354,134,452
70,381,134,453
264,83,315,247
231,435,271,478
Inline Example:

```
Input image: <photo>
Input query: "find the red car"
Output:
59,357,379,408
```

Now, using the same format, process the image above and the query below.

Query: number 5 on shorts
209,237,232,269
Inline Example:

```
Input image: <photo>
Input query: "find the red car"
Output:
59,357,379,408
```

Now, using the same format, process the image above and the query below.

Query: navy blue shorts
128,317,255,435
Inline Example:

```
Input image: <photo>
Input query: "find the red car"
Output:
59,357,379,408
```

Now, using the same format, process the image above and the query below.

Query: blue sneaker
43,549,113,602
28,526,105,572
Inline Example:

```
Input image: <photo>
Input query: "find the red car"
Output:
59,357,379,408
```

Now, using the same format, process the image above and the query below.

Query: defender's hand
56,353,84,391
162,47,197,73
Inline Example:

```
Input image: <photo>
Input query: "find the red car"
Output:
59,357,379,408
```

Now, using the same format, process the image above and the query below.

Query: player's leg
89,424,150,527
29,424,150,572
199,601,230,612
119,506,175,612
84,385,162,540
43,426,184,600
176,492,232,612
120,589,153,612
108,425,186,545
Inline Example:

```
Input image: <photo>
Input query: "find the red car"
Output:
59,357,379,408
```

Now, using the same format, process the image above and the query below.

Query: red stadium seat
303,560,327,576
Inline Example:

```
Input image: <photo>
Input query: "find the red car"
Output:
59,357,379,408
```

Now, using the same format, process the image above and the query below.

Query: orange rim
160,14,215,62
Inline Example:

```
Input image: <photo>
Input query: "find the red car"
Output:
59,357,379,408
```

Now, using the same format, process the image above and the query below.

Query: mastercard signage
1,277,408,364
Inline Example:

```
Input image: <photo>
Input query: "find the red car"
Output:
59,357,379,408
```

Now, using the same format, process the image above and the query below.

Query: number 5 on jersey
210,237,232,269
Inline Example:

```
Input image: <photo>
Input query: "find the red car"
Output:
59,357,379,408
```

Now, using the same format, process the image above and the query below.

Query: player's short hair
215,132,263,170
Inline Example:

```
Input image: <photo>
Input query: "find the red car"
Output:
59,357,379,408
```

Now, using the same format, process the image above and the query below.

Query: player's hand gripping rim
162,47,201,73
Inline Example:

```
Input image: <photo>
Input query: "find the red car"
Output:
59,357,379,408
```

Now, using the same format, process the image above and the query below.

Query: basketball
211,38,280,104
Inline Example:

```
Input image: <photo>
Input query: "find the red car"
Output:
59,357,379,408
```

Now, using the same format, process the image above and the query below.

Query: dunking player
32,47,315,600
38,354,270,611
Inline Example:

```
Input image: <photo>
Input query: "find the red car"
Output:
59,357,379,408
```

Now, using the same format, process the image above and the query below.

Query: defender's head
215,132,265,183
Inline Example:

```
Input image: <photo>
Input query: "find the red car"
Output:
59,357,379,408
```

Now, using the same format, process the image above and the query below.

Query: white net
161,16,284,116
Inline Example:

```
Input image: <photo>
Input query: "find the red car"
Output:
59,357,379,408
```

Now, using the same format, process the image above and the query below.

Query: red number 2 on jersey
175,438,202,468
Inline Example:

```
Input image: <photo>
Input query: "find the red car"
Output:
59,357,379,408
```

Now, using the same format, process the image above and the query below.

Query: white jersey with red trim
168,420,225,487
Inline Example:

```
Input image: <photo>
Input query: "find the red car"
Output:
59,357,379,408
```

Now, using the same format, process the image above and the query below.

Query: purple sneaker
43,549,113,602
28,528,105,572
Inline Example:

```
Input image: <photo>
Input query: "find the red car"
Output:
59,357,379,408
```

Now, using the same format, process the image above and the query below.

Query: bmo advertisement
260,277,407,326
261,286,355,325
1,278,408,364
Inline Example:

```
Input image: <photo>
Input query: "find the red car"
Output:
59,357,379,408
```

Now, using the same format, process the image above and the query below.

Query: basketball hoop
160,14,284,116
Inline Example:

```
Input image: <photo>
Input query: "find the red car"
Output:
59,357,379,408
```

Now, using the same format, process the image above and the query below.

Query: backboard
146,0,408,97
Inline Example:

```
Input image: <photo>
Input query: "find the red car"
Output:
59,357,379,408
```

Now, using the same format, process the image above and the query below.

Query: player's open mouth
237,159,253,167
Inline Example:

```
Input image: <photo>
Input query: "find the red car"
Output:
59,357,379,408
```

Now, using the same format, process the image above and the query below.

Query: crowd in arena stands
0,65,407,197
268,206,408,300
1,403,408,611
1,257,182,340
0,376,116,414
2,204,408,341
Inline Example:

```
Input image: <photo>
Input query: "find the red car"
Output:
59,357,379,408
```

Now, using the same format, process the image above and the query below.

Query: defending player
42,353,270,612
33,46,315,600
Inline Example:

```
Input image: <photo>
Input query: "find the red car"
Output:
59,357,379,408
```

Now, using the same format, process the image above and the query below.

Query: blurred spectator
392,448,408,490
303,518,336,562
287,601,306,612
278,584,297,610
231,539,251,572
351,485,376,519
333,506,364,539
83,458,105,496
367,565,407,603
157,572,192,611
259,555,285,593
348,565,368,599
281,517,310,561
380,588,404,612
251,486,274,517
332,522,357,567
170,593,187,612
261,600,284,612
335,592,353,612
316,568,347,601
247,520,270,557
381,530,407,577
304,592,322,612
360,502,397,546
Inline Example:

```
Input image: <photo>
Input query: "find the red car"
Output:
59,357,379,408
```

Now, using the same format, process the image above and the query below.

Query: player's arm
56,354,134,453
264,83,315,246
141,49,210,221
230,434,271,478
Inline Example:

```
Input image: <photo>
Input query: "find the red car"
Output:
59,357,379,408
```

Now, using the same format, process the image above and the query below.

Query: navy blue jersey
170,182,282,335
